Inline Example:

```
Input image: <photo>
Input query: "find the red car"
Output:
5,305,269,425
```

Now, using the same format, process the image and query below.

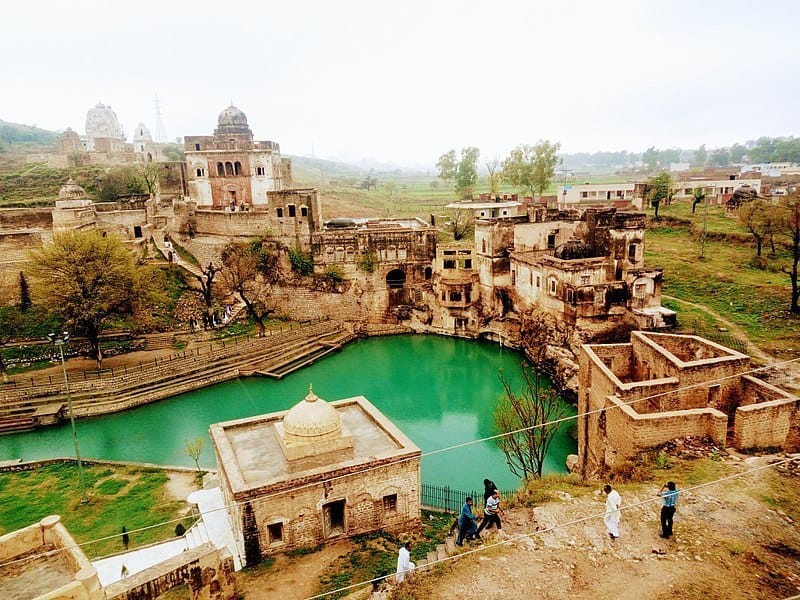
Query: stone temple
210,386,421,562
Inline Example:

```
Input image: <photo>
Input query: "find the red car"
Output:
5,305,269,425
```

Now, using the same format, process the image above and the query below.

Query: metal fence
421,483,512,513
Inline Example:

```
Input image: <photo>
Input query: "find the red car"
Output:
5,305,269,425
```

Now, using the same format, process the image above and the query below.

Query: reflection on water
0,335,576,491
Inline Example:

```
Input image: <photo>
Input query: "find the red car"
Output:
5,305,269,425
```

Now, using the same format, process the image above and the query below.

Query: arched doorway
386,269,406,289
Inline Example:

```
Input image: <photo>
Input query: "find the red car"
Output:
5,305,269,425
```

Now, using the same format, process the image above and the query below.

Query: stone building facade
184,105,292,209
475,207,674,331
210,388,421,561
578,332,800,476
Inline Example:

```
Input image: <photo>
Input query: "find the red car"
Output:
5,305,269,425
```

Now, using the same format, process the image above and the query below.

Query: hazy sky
2,0,798,166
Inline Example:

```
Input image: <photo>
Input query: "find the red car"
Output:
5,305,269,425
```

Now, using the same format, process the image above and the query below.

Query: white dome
58,178,87,200
283,386,341,438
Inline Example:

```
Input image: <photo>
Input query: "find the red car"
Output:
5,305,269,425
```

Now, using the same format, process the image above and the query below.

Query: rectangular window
581,191,588,198
301,206,308,217
628,244,637,261
463,259,472,269
288,204,296,217
449,291,462,301
536,275,541,288
444,250,456,255
277,208,283,217
581,275,590,285
194,143,200,151
267,522,283,544
383,494,397,513
547,233,556,249
443,260,456,269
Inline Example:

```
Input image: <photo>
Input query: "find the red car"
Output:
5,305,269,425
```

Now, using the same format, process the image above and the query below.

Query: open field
643,199,799,356
0,463,194,558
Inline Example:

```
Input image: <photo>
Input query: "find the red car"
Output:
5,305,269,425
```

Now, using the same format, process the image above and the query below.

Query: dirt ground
226,455,800,600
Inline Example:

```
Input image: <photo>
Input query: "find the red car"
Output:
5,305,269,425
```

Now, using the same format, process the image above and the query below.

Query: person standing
603,484,621,539
456,497,479,546
482,478,497,503
395,541,415,583
476,490,503,536
658,481,680,538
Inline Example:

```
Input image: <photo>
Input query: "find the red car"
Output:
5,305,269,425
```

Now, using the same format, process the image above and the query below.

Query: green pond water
0,335,576,492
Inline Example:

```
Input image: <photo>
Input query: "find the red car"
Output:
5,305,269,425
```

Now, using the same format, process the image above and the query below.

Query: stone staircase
0,320,348,432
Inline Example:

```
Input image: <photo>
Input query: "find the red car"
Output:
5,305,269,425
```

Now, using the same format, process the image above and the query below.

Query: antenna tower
153,95,169,143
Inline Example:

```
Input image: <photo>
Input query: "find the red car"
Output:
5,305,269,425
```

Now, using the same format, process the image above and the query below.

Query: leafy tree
642,146,659,171
356,251,378,273
220,237,283,336
501,140,561,197
288,247,314,276
493,362,567,479
729,143,747,163
28,230,163,367
708,148,730,167
658,148,681,167
437,147,480,200
97,166,147,202
647,171,673,221
779,193,800,313
184,437,205,472
360,170,378,190
137,162,161,195
738,199,775,257
694,144,707,166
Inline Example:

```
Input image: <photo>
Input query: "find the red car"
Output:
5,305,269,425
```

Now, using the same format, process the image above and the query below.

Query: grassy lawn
0,462,193,558
644,199,799,355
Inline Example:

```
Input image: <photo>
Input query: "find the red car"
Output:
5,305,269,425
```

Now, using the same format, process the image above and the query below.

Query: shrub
356,251,378,273
174,523,186,536
288,248,314,276
324,264,344,284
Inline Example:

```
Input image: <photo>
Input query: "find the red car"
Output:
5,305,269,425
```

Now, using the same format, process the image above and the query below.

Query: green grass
644,201,799,355
0,462,193,558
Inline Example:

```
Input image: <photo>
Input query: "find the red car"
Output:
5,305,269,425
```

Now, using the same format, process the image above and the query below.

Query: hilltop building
210,387,421,560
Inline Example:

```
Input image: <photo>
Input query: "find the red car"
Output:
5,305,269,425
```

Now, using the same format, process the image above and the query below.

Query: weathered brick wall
734,376,800,450
604,395,727,467
240,460,420,556
105,544,236,600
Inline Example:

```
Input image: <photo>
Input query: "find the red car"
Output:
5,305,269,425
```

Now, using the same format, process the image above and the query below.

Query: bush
174,523,186,536
356,251,378,273
288,248,314,276
324,264,344,284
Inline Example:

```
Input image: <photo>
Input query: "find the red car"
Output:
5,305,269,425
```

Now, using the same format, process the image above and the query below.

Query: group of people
395,479,681,586
602,481,681,540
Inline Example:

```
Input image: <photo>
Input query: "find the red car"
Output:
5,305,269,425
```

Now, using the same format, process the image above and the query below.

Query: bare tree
220,238,283,336
446,207,474,241
780,192,800,313
195,263,218,325
493,362,568,479
485,157,501,195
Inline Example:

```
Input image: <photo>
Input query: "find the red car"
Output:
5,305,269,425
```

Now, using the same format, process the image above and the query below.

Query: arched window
345,246,354,261
256,166,265,176
217,162,224,176
225,162,234,176
388,245,397,260
196,168,204,177
234,161,242,175
378,246,386,260
398,246,407,260
424,266,432,280
335,247,345,261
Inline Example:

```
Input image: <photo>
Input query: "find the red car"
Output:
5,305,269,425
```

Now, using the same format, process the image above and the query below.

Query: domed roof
554,237,598,260
58,178,88,200
214,104,253,137
218,105,248,126
85,102,124,140
283,385,341,438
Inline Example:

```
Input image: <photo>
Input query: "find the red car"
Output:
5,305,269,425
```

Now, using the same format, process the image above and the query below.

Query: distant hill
288,154,366,185
0,119,59,146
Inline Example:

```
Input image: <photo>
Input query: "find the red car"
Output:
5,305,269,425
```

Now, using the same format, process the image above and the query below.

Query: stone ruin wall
104,544,237,600
239,460,421,557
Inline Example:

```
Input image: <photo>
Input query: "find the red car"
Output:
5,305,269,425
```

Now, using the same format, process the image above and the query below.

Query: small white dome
283,385,341,438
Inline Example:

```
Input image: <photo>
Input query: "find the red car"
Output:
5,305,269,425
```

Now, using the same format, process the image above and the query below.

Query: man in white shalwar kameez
603,484,621,539
396,541,415,583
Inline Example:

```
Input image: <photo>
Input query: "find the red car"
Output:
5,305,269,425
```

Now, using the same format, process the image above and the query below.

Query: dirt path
664,294,800,393
395,457,800,600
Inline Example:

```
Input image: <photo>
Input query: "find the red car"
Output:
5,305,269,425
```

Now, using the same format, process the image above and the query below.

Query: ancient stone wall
734,375,800,450
104,544,236,600
238,461,420,557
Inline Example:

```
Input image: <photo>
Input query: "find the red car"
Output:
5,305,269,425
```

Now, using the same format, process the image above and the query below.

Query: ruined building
475,207,674,331
210,387,421,560
578,332,800,476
